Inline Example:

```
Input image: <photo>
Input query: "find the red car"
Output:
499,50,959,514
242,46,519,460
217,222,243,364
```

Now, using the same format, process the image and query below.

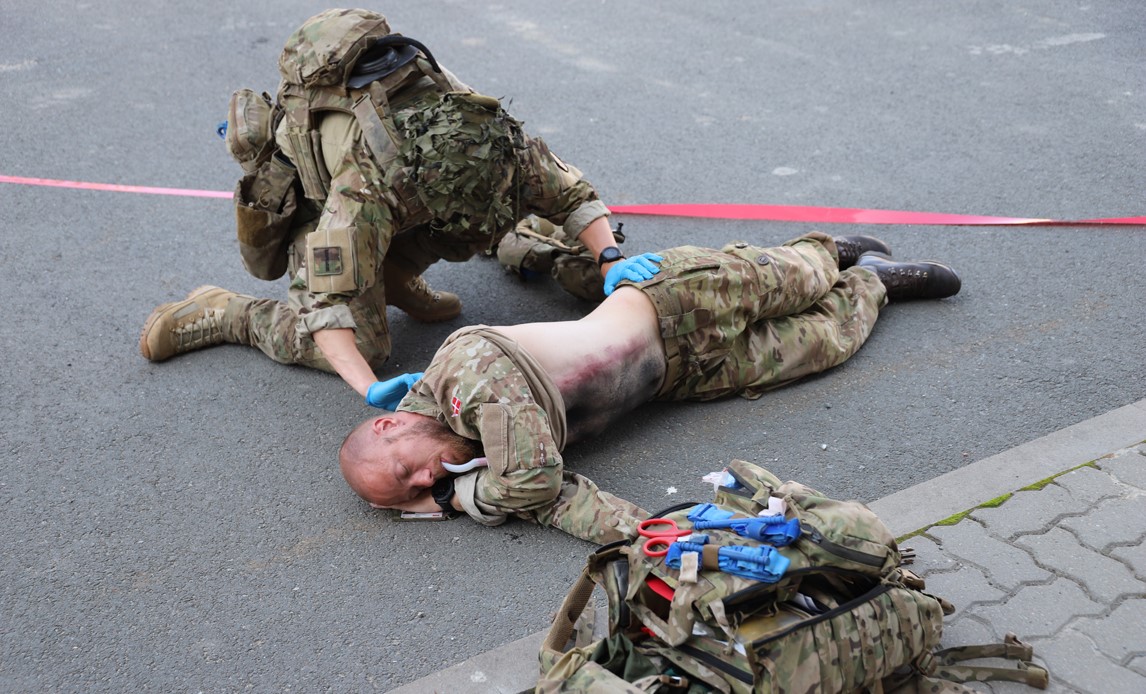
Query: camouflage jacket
273,74,609,337
397,326,571,522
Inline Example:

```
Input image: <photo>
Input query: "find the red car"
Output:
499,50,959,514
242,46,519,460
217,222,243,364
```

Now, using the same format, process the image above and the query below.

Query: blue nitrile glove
603,253,664,296
365,372,424,409
216,120,228,139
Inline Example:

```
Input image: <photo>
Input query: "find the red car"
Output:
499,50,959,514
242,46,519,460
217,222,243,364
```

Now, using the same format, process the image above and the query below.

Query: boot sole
138,285,220,361
394,307,462,323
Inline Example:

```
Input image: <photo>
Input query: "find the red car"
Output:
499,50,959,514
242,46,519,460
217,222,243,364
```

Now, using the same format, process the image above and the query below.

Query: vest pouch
225,89,278,174
234,156,299,280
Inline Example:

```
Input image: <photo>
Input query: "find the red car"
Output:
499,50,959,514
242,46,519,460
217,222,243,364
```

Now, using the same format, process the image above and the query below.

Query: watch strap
597,247,625,267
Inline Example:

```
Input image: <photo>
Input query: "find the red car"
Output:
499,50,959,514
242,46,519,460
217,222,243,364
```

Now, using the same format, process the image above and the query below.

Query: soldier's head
339,412,480,508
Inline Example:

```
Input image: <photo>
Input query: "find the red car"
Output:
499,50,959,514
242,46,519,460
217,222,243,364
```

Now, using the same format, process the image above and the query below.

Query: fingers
629,254,662,277
366,372,422,408
603,253,665,296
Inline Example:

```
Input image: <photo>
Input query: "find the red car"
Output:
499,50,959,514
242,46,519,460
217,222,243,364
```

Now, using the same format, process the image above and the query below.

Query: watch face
599,247,624,265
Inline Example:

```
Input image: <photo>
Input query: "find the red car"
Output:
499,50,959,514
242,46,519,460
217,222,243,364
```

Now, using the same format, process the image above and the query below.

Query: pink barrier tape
608,204,1146,226
3,175,1143,225
0,175,233,199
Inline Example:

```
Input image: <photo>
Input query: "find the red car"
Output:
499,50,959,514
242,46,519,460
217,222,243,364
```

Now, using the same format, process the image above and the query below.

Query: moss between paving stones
895,461,1099,543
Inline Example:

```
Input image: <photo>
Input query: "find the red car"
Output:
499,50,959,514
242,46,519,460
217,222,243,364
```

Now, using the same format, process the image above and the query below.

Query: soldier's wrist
431,477,456,513
596,246,625,267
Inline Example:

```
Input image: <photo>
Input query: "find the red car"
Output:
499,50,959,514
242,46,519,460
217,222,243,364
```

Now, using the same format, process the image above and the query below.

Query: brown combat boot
856,252,962,301
139,286,248,361
384,273,462,323
834,235,892,269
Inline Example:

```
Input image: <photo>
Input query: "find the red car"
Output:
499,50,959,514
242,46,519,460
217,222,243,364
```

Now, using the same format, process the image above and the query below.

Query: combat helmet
278,8,393,89
275,8,454,201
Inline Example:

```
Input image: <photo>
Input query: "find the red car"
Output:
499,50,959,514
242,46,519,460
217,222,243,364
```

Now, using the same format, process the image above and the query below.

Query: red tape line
0,175,233,199
2,174,1143,225
609,204,1146,226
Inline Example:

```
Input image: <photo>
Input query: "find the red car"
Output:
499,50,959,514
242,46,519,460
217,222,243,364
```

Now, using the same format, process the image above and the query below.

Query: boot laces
407,275,441,303
880,266,928,291
173,309,226,351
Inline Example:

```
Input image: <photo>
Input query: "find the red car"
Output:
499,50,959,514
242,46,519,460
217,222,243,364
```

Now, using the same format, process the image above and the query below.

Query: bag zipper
749,582,894,649
800,521,886,567
676,642,754,685
649,501,701,519
721,566,868,614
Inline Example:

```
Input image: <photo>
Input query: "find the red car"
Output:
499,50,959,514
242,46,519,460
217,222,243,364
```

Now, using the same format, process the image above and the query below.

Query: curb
389,398,1146,693
869,398,1146,538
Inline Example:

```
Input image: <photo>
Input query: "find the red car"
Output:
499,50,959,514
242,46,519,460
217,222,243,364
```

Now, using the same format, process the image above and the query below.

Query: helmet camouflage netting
398,92,525,242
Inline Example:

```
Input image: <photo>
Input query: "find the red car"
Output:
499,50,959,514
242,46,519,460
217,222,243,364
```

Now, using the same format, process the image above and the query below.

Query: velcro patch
312,247,344,276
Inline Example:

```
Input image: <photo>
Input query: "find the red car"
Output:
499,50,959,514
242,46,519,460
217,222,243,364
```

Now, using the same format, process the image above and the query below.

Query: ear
370,415,403,434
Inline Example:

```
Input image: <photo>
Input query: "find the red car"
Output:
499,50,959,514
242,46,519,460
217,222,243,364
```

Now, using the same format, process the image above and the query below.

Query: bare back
496,287,666,443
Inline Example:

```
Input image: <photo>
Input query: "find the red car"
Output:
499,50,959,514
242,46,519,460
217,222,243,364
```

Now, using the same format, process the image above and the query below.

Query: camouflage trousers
623,231,888,402
519,232,886,544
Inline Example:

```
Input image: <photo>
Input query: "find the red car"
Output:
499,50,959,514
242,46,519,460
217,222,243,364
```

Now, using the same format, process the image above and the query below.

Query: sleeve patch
311,247,344,276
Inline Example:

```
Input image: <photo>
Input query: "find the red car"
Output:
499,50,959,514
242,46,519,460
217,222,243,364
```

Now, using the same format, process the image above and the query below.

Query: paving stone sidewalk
902,442,1146,693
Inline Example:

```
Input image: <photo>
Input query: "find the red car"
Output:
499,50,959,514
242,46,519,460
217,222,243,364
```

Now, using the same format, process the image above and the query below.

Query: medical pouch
234,156,300,280
538,460,1050,693
225,89,280,174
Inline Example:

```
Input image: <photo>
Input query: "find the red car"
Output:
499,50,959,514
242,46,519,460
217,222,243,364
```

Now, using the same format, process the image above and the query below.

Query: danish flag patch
450,395,462,417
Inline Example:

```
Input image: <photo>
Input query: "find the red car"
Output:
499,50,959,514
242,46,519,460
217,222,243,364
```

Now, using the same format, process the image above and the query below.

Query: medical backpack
537,460,1050,693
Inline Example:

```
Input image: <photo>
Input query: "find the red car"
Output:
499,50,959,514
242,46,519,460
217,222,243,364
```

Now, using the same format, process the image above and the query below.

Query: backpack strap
543,564,598,660
541,543,629,664
918,633,1049,689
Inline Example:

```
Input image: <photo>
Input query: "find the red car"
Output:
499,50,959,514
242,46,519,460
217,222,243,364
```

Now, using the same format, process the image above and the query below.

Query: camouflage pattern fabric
388,234,887,543
277,8,391,89
621,231,887,402
220,207,391,373
538,460,1049,693
398,327,647,545
213,8,611,370
398,91,523,248
497,215,624,303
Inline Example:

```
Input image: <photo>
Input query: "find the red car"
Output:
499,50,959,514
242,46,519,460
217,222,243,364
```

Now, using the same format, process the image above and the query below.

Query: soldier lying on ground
338,233,962,543
138,8,642,400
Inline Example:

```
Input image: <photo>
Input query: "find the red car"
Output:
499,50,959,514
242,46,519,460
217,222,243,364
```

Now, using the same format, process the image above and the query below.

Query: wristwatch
431,477,455,513
597,246,625,267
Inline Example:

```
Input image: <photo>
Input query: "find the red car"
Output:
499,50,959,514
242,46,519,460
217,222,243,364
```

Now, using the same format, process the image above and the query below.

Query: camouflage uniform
225,11,610,372
399,233,887,543
399,327,648,544
623,231,887,402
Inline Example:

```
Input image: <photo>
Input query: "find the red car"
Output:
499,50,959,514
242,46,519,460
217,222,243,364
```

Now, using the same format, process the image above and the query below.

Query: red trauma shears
638,518,692,557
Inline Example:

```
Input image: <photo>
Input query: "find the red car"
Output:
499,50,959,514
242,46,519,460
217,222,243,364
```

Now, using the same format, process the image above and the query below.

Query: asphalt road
2,1,1143,691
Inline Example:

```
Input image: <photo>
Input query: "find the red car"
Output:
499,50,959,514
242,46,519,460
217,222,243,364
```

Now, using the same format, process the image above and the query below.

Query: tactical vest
229,9,529,280
226,9,470,280
274,8,455,204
